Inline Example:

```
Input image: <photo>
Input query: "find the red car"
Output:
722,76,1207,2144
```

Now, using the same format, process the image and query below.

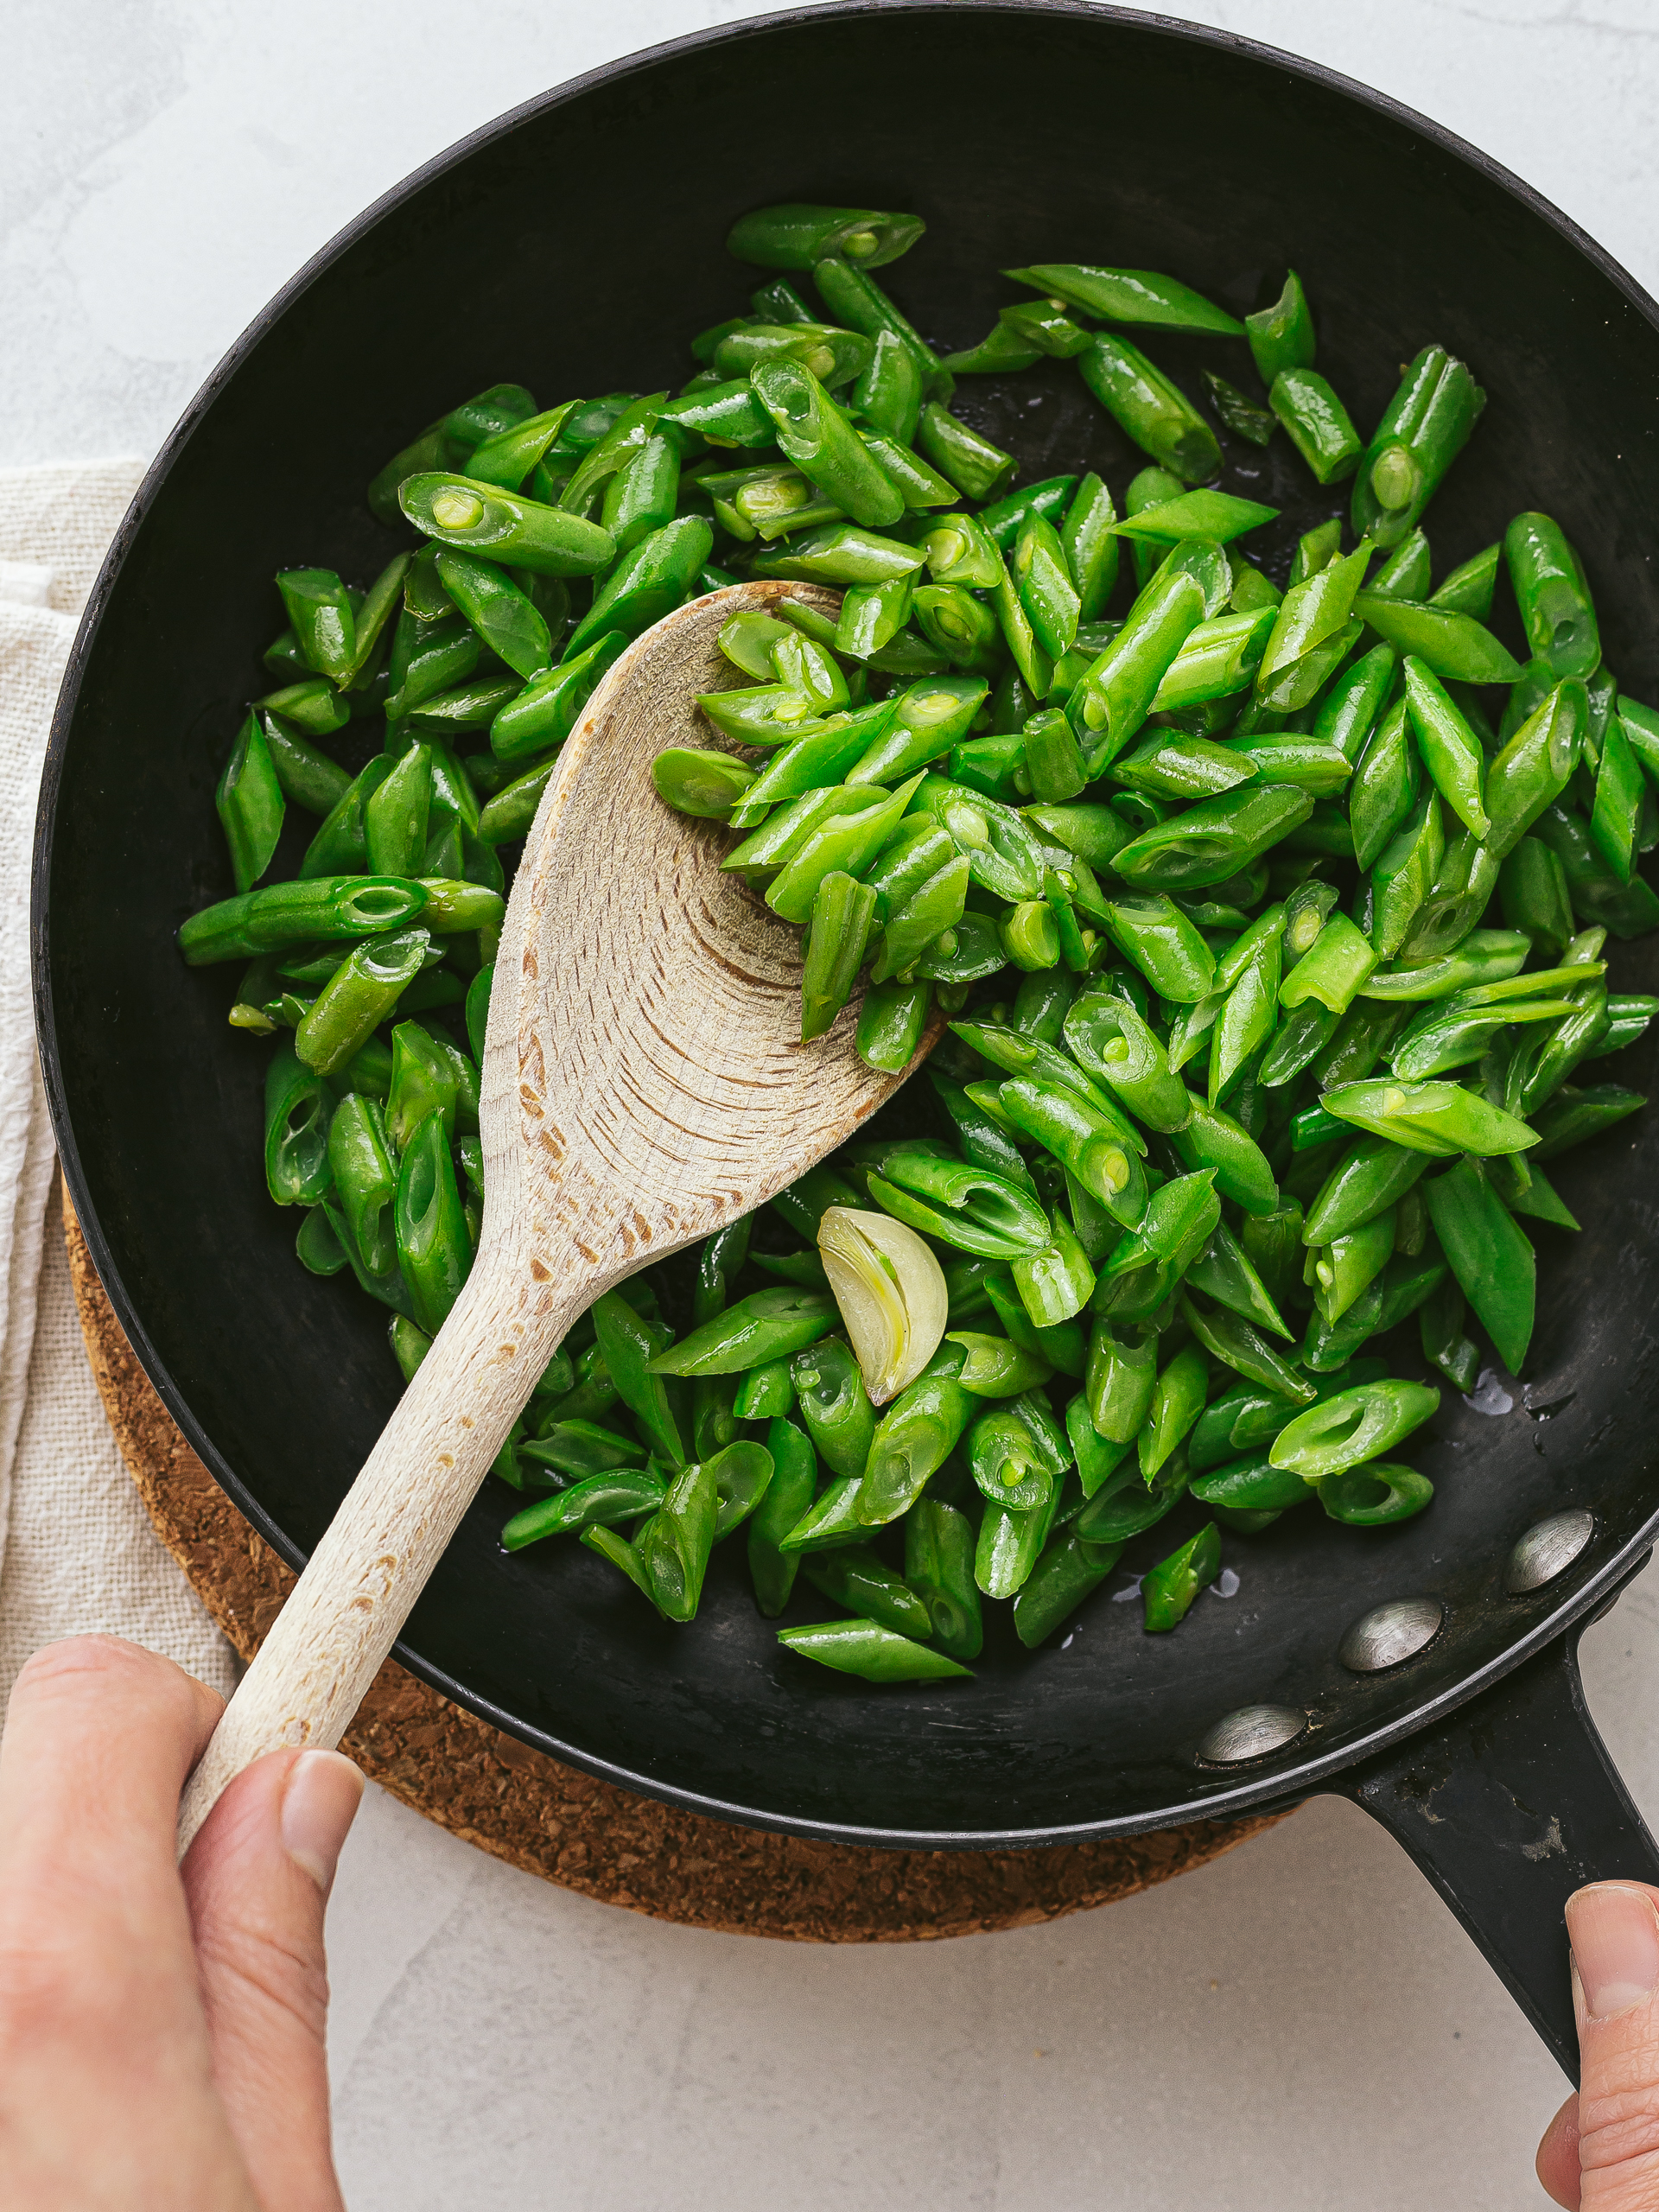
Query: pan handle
1330,1564,1659,2082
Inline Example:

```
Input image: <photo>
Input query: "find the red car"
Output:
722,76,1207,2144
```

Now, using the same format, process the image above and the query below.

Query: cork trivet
62,1194,1284,1939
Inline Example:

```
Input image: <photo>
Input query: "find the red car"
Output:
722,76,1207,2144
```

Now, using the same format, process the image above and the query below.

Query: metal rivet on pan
1505,1507,1595,1595
1196,1705,1308,1764
1339,1595,1444,1673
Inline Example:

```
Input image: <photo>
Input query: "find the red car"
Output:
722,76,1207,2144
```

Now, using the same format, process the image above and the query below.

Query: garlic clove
817,1205,948,1406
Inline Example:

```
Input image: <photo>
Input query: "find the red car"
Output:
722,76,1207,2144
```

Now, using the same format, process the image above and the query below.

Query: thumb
1545,1883,1659,2210
182,1748,364,2212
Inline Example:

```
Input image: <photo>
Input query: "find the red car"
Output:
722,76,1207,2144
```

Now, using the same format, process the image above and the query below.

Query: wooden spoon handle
175,1261,568,1854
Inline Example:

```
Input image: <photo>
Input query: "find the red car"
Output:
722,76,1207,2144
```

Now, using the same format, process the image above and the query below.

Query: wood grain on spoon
176,579,938,1851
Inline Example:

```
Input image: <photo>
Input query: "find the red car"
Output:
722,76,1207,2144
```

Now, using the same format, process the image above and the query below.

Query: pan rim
32,0,1659,1850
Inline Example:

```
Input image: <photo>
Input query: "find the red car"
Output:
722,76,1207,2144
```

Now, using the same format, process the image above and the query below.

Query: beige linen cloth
0,461,237,1713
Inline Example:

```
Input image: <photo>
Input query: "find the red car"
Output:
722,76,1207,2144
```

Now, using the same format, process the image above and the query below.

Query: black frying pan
32,0,1659,2082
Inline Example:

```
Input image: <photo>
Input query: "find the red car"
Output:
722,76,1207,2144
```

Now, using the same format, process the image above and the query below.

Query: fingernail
1566,1885,1659,2019
281,1751,365,1895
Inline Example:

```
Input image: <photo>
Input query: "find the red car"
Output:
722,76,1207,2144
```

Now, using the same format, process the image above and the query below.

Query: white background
10,2,1659,2203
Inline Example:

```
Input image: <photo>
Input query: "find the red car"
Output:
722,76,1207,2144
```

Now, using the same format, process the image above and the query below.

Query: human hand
0,1634,362,2209
1539,1883,1659,2208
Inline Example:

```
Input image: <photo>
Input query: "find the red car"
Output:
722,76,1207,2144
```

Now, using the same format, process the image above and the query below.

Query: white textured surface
10,2,1659,2204
0,1185,239,1714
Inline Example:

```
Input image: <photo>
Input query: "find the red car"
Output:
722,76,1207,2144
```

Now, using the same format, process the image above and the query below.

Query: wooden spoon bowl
178,580,935,1847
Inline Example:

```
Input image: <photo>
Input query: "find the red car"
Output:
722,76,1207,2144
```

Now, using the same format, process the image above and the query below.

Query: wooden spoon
177,580,934,1850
